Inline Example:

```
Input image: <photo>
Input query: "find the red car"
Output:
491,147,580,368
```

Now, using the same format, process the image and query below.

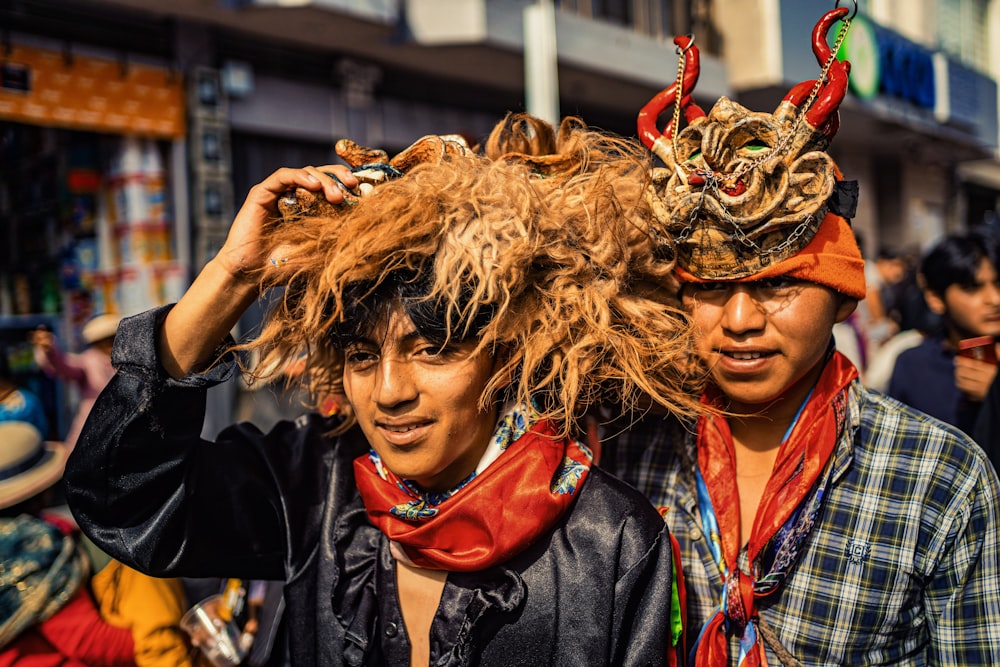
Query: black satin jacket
64,307,677,666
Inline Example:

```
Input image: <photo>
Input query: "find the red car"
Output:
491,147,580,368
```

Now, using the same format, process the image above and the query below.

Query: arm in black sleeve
64,306,332,580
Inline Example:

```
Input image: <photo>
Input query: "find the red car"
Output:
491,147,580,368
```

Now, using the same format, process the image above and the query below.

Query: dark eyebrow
340,333,372,347
346,328,425,348
399,330,425,346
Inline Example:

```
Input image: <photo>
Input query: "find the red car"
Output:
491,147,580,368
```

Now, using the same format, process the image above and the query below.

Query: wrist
203,257,260,301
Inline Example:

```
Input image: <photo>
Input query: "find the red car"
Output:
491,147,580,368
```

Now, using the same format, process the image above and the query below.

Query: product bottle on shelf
0,275,12,317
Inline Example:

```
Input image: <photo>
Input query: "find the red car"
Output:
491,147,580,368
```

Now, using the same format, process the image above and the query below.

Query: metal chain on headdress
669,3,853,187
725,8,854,187
693,175,816,257
670,34,695,167
669,0,854,251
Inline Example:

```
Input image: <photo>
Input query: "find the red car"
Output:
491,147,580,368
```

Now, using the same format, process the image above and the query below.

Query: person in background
835,240,905,377
0,419,202,667
604,7,1000,665
861,250,940,393
0,345,48,436
892,254,940,333
87,550,202,667
860,325,925,393
973,371,1000,469
64,114,705,665
29,313,119,450
888,230,1000,435
0,420,134,665
870,246,907,327
831,309,867,378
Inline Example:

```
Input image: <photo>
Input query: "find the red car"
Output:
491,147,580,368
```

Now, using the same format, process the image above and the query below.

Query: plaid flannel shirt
602,379,1000,666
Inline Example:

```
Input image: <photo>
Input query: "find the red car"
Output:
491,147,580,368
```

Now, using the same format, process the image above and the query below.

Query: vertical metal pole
524,0,560,125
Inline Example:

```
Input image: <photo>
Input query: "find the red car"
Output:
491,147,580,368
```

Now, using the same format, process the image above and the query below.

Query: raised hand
215,165,358,282
158,165,357,378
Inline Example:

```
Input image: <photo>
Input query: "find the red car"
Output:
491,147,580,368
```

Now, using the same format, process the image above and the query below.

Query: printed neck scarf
354,404,593,572
693,351,856,667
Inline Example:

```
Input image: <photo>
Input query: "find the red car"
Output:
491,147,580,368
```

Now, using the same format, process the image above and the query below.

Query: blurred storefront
0,33,187,436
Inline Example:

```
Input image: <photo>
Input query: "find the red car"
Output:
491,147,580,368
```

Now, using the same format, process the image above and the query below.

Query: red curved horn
811,7,848,66
780,7,851,137
681,94,707,123
637,35,704,150
655,95,707,137
805,59,849,134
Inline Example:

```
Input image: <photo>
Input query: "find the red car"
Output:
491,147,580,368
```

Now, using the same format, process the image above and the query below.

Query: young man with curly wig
601,6,1000,666
63,114,702,666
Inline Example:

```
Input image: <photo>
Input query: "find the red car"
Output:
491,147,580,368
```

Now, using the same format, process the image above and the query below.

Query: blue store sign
837,15,935,110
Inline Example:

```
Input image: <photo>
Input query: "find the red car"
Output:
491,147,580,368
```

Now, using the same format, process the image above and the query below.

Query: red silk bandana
354,420,592,572
695,351,857,666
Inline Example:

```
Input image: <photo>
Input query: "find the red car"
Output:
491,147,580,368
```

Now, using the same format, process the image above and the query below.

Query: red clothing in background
0,590,135,667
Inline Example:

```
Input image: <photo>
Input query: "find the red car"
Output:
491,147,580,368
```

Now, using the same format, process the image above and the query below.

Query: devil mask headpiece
639,5,859,280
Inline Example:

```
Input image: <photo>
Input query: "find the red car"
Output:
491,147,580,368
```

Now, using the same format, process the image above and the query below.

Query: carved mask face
647,96,837,279
638,7,853,280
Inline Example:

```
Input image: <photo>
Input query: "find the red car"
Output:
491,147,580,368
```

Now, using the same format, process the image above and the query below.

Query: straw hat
81,314,121,345
0,422,68,509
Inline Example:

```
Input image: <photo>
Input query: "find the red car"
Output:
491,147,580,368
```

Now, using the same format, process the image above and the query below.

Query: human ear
922,289,946,316
834,297,858,324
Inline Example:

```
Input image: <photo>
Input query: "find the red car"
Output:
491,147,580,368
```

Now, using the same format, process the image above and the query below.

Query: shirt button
385,622,398,638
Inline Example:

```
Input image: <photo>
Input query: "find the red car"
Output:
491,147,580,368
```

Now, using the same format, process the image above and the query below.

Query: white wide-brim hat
82,314,121,345
0,421,68,509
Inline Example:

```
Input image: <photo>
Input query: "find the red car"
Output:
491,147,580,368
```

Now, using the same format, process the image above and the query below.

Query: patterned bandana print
354,405,594,571
692,351,857,667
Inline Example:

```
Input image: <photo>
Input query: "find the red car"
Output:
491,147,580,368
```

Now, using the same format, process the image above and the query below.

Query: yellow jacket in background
91,559,198,667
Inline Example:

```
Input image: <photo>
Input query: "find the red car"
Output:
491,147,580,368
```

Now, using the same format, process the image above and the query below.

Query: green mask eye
687,149,702,162
742,140,769,152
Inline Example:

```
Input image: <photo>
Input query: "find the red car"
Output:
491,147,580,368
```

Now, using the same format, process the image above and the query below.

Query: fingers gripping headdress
254,116,704,436
276,133,473,219
639,5,859,281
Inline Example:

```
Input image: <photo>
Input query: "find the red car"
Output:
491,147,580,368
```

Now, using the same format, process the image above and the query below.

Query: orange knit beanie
674,211,867,300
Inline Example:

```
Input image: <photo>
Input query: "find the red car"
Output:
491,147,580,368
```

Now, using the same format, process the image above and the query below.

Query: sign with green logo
837,15,880,100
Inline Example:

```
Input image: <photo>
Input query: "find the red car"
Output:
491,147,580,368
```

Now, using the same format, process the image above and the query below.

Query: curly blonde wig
247,114,705,436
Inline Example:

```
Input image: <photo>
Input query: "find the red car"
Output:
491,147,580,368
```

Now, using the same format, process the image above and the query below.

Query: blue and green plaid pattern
602,381,1000,666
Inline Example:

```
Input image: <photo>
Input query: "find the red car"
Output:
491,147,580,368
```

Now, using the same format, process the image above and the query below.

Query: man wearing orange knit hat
602,5,1000,666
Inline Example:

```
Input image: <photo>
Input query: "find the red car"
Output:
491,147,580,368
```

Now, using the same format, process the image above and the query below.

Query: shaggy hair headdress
247,113,705,436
